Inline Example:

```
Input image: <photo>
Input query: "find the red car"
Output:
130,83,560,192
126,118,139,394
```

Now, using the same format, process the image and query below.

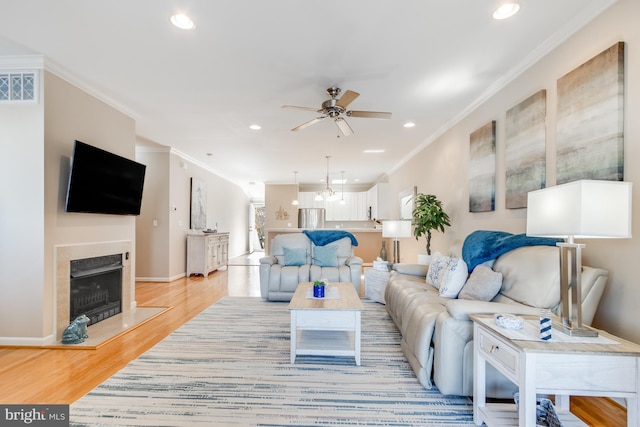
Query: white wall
135,148,171,279
0,70,45,341
388,0,640,343
135,147,251,281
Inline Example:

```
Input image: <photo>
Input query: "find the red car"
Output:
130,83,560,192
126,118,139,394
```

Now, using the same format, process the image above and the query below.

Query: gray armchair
259,233,363,301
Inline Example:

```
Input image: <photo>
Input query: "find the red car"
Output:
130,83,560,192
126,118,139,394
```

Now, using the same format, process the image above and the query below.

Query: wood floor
0,256,627,426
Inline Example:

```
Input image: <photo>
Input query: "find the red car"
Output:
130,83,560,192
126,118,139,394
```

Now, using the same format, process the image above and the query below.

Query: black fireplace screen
70,254,123,326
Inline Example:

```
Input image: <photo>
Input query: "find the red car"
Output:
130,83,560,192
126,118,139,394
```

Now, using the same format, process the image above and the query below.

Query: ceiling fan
282,87,392,136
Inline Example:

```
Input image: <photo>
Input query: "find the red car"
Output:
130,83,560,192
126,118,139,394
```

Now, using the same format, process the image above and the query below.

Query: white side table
470,314,640,427
364,268,390,304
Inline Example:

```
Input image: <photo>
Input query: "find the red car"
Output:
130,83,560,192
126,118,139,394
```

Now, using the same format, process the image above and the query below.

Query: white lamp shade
527,180,632,239
382,220,412,238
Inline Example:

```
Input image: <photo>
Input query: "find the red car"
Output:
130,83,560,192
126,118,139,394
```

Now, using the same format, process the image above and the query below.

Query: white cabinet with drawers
186,232,229,277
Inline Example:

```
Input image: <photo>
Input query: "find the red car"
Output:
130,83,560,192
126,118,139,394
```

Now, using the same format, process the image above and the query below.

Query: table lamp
526,180,632,337
382,220,412,264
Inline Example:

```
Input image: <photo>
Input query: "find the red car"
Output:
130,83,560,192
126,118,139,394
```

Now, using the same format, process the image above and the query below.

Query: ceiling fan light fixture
493,2,520,20
170,13,196,30
283,87,391,136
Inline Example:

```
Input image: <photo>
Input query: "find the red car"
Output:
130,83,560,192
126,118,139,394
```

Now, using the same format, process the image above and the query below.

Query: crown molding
42,57,139,122
0,54,44,69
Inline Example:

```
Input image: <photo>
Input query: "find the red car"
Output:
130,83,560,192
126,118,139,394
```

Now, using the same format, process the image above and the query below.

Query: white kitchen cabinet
366,183,389,220
299,191,372,221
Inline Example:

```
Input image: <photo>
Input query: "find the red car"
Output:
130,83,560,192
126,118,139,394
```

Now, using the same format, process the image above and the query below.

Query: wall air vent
0,71,37,102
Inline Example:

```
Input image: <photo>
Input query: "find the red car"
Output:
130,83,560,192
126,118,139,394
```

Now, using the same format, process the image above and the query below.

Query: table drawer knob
490,345,499,353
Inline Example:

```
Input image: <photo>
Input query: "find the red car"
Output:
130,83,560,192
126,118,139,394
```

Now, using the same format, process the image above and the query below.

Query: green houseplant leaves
411,193,451,255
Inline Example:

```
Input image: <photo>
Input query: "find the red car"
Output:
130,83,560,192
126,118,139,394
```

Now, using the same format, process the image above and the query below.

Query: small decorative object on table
373,257,390,271
540,309,552,341
62,314,90,344
313,278,328,298
494,313,524,330
379,241,388,261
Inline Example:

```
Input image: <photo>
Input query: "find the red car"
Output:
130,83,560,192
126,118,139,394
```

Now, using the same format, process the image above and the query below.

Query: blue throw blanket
302,230,359,247
462,230,562,273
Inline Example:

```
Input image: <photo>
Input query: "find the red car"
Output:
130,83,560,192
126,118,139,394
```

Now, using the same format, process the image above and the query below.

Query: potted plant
411,193,451,263
313,279,327,298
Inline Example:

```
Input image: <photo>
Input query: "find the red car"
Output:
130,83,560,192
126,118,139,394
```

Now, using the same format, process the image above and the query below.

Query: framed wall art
469,121,496,212
505,90,547,209
556,42,625,184
190,177,207,230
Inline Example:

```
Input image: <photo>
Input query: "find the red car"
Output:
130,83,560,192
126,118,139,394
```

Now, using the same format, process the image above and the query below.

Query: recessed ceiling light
363,149,385,154
170,13,196,30
249,124,261,130
493,2,520,20
403,122,416,128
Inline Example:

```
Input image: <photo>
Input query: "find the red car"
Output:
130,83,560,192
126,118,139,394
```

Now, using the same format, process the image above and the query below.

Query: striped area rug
70,297,473,426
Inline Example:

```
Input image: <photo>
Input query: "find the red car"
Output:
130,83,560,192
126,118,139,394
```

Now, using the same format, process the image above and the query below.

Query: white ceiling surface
0,1,615,199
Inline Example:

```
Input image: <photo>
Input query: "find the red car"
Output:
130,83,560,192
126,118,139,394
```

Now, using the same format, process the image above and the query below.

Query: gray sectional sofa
384,234,609,398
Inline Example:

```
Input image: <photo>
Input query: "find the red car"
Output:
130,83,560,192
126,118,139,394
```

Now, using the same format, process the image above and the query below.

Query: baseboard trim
136,273,185,282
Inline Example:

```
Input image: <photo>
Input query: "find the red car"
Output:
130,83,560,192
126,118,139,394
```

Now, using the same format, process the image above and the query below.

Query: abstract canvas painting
505,90,547,209
556,42,625,184
469,121,496,212
190,177,207,230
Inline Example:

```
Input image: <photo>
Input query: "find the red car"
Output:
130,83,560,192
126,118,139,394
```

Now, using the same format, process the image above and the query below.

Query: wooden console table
186,232,229,277
470,314,640,427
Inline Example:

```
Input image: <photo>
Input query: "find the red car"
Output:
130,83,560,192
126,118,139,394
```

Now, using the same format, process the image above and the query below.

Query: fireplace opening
70,254,123,326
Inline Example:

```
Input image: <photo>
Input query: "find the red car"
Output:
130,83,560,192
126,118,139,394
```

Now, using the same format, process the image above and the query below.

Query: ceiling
0,1,615,200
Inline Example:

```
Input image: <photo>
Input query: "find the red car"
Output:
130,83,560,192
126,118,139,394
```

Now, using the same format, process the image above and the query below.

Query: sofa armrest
345,256,363,266
392,263,429,277
445,299,542,321
259,256,278,266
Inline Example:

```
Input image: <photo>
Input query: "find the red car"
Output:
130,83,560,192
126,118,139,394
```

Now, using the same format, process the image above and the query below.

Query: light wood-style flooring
0,253,626,425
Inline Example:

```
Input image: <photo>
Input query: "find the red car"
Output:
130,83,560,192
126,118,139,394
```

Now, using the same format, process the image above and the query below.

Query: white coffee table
289,282,364,365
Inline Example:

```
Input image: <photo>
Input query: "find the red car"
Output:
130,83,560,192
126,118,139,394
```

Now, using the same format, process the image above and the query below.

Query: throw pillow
312,245,339,267
283,247,307,266
438,257,469,298
426,252,449,289
458,265,503,301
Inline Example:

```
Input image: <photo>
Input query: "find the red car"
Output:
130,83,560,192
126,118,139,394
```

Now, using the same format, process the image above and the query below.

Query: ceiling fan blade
291,116,325,131
334,117,354,136
282,105,321,112
347,110,392,119
335,90,360,109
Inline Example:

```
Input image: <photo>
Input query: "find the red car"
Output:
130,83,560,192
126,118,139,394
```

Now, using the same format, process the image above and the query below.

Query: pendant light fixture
340,171,346,205
291,171,299,206
321,156,336,200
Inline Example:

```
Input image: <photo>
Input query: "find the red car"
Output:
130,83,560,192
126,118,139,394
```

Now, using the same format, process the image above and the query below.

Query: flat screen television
65,140,146,215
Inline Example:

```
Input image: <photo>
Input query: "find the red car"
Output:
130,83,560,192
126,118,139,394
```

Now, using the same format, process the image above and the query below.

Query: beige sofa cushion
493,245,561,309
458,265,502,301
